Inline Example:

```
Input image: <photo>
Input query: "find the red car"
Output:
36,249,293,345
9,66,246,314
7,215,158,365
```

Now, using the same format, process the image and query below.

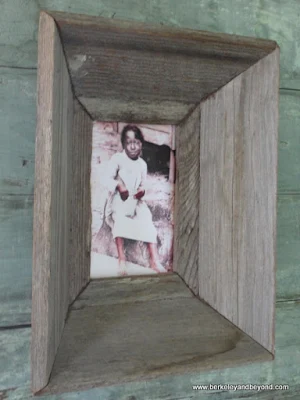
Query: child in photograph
103,124,168,276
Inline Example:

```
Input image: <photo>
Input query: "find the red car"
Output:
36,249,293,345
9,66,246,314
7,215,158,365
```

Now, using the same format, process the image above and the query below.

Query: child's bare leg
116,237,126,260
115,237,128,276
148,243,167,273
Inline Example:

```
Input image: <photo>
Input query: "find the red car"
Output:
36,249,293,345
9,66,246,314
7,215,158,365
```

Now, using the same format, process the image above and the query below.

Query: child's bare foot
118,260,128,276
150,260,167,273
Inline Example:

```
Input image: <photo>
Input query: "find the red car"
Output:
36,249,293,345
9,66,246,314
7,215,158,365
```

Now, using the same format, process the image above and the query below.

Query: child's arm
101,154,124,191
134,161,147,199
101,154,129,201
116,176,129,201
100,153,120,192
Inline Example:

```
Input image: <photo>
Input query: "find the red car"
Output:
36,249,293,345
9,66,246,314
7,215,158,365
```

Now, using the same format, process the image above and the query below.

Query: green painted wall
0,0,300,398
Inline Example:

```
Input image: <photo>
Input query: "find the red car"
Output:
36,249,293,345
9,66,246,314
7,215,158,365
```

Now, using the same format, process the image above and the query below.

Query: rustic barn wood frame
32,10,279,395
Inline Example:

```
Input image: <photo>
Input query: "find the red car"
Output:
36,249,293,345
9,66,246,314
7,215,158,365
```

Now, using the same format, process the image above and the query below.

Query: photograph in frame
90,122,175,278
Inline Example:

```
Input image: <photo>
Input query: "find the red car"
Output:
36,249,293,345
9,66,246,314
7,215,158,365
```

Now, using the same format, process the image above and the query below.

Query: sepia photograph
90,122,175,278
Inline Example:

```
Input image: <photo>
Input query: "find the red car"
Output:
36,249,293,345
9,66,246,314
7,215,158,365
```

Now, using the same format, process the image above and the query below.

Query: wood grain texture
0,0,298,398
71,274,194,310
49,10,276,56
0,59,297,332
173,106,201,295
43,11,276,122
78,97,195,125
68,100,92,304
0,3,296,329
199,81,237,325
2,302,300,399
0,87,298,329
31,12,73,393
42,274,272,395
233,48,279,354
199,48,279,354
0,0,299,91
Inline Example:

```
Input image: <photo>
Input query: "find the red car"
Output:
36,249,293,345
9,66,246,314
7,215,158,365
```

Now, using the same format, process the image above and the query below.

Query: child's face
124,130,142,160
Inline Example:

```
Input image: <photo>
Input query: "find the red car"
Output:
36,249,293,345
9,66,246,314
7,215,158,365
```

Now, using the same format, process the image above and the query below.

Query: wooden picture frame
32,10,279,395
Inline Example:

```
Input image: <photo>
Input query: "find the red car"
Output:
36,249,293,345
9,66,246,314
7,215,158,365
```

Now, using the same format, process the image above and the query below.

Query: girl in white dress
104,125,167,276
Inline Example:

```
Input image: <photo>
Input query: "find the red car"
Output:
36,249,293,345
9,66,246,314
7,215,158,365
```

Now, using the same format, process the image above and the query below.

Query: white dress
103,150,157,243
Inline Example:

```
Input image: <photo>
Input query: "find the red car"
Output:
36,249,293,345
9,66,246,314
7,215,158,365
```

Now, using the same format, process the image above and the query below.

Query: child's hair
121,125,145,147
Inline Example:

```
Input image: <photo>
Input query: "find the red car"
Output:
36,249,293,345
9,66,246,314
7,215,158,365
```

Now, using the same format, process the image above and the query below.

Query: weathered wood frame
32,10,279,394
